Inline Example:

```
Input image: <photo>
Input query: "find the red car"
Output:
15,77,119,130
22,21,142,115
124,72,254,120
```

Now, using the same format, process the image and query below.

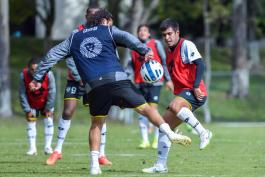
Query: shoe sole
46,156,62,165
26,152,37,156
142,169,168,174
170,135,192,147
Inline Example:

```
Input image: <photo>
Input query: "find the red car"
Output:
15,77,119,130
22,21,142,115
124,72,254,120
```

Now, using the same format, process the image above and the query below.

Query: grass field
1,118,265,177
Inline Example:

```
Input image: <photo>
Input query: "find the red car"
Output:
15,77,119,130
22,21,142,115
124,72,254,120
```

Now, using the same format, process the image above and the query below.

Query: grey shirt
19,70,56,112
33,26,150,82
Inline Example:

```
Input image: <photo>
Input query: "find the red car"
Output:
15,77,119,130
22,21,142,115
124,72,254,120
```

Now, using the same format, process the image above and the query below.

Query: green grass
0,118,265,177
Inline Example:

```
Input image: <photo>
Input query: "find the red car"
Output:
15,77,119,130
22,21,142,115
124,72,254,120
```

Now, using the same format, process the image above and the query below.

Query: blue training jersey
70,25,124,82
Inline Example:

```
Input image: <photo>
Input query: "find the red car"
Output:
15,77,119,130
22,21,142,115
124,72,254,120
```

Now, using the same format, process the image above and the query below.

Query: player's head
27,57,40,75
91,8,113,26
137,24,151,42
86,7,99,25
160,18,180,47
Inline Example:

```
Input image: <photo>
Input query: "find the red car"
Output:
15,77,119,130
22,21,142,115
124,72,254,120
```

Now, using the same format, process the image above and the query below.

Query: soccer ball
140,60,164,83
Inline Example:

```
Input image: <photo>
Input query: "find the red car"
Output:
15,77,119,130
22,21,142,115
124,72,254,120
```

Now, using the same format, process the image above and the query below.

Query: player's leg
98,122,112,165
149,103,159,149
171,90,212,149
137,86,150,148
142,109,182,173
117,80,191,146
43,109,54,155
26,109,37,155
46,81,80,165
89,116,106,175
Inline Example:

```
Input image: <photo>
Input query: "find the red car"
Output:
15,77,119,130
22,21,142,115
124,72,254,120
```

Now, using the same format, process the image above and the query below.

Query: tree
203,0,211,123
228,0,249,98
35,0,55,52
0,0,12,118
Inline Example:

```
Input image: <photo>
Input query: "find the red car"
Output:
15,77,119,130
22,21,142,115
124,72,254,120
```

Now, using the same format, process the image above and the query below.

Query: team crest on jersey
80,37,102,58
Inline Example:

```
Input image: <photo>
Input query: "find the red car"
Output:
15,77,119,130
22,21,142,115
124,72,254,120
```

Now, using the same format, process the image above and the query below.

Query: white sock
27,121,37,150
156,131,171,167
55,116,71,153
177,107,205,135
159,123,175,138
99,122,107,157
154,127,159,141
139,115,149,143
90,151,100,169
44,117,54,149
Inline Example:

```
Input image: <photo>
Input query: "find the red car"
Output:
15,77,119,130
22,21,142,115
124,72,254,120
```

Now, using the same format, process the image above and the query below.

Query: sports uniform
19,68,55,155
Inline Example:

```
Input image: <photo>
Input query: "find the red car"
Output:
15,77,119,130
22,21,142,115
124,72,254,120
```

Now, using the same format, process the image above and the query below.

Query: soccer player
29,9,191,175
127,24,172,149
19,57,55,155
46,58,112,166
142,18,213,173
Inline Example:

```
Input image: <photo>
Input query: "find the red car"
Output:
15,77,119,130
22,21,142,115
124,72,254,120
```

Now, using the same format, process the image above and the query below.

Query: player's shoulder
182,39,197,49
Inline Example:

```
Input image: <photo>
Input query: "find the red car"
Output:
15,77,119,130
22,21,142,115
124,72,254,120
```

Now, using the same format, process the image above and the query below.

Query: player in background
127,24,172,149
142,18,212,173
46,58,112,166
19,57,55,156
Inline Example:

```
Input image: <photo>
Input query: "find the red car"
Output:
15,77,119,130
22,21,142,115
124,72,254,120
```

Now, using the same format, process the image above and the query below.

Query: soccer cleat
138,141,150,149
98,155,112,165
26,148,37,156
90,167,102,175
142,163,168,174
46,151,62,165
152,139,158,149
168,132,192,146
44,147,53,155
199,129,213,150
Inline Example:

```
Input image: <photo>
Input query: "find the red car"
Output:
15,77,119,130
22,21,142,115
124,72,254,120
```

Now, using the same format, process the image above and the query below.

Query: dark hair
90,8,112,26
27,57,40,67
160,18,179,32
137,24,150,33
86,7,99,25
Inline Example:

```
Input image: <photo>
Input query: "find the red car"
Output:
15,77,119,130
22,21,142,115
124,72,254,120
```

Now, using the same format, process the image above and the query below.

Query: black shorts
138,84,162,104
177,89,207,112
64,80,88,105
87,80,146,117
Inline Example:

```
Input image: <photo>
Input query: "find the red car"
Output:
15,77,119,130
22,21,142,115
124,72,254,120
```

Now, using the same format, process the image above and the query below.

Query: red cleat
46,151,62,165
98,155,112,165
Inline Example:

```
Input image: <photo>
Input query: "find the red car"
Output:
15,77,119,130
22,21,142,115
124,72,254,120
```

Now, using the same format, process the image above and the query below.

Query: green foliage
1,119,265,176
9,0,35,25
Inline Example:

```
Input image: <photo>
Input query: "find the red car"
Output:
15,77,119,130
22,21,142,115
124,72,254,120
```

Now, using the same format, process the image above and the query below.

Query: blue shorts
138,84,161,104
64,80,88,105
177,89,207,112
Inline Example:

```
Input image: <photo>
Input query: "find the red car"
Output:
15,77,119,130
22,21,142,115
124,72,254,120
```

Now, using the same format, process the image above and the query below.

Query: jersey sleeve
66,57,81,81
18,72,31,113
45,71,56,111
181,40,202,64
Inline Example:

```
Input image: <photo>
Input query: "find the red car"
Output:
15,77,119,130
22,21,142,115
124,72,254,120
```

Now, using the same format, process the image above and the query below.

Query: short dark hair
137,24,150,33
160,18,179,32
91,8,113,26
86,7,99,25
27,57,40,68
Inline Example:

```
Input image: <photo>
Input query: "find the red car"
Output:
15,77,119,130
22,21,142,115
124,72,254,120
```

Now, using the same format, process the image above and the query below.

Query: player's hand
193,88,205,101
165,81,174,93
44,110,53,117
29,80,41,91
26,111,33,119
144,50,154,61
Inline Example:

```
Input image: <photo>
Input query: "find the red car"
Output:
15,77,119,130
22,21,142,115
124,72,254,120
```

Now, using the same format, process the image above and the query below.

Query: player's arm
33,35,73,82
183,40,205,100
18,72,31,113
111,26,151,56
44,71,56,116
66,57,81,81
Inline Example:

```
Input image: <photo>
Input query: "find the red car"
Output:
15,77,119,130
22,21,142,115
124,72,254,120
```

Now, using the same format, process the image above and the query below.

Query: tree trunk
203,0,211,123
0,0,12,118
228,0,249,98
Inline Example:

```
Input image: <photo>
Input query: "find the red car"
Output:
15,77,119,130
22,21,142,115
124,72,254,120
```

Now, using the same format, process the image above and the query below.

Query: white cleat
168,132,192,146
26,149,37,156
44,147,53,155
90,167,102,175
199,129,213,150
142,163,168,174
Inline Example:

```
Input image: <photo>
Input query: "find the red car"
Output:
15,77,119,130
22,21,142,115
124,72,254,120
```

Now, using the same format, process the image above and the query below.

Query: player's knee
62,109,74,120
